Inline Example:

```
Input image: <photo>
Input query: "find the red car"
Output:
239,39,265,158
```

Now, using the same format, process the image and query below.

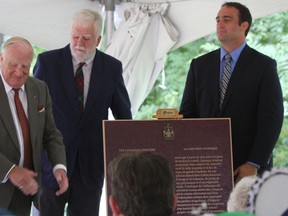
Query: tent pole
105,0,115,48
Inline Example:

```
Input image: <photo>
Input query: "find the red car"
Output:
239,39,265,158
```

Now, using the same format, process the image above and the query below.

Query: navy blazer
180,45,283,170
33,45,132,189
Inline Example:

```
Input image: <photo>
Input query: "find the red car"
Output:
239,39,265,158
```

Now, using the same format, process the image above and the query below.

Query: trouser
39,160,102,216
9,187,32,216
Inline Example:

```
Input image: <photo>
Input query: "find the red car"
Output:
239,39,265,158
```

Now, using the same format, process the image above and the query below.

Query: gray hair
71,9,103,37
1,36,34,56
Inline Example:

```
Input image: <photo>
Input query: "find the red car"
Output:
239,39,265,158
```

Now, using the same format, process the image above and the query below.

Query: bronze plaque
103,118,233,215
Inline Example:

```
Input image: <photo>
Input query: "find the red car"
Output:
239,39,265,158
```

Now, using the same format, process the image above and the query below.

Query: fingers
19,179,39,195
54,169,69,196
234,163,257,185
8,166,39,195
55,185,68,196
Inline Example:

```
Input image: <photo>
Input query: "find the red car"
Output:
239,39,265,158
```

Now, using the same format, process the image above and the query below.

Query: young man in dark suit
180,2,283,184
33,9,132,216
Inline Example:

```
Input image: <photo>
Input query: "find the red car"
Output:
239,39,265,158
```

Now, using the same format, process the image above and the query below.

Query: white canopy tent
1,0,288,117
1,0,287,49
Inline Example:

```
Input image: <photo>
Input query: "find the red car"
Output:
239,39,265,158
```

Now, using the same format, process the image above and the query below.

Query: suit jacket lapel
210,50,222,113
0,77,20,151
59,45,81,118
25,79,39,149
83,50,102,119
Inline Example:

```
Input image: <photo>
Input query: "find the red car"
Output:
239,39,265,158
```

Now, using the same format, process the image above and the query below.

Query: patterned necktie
75,62,85,116
13,88,32,169
219,54,232,109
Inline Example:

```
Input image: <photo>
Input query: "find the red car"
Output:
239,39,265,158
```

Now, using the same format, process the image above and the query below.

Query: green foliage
274,118,288,167
30,46,46,75
136,11,288,167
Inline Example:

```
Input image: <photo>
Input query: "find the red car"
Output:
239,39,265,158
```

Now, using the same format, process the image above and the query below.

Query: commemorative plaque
103,118,233,215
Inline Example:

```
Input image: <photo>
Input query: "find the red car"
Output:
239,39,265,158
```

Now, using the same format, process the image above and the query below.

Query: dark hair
222,2,252,36
108,151,175,216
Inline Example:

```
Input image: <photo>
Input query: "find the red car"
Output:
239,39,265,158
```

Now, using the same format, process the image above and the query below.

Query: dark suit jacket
33,45,132,189
0,77,66,209
180,45,283,170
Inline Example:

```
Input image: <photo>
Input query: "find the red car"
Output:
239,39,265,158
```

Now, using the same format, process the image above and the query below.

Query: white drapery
105,3,179,117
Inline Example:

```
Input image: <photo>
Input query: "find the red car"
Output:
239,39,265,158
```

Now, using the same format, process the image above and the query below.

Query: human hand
54,169,69,196
8,166,39,196
234,163,257,184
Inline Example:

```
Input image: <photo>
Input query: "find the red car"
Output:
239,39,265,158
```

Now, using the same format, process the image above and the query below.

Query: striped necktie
219,54,232,109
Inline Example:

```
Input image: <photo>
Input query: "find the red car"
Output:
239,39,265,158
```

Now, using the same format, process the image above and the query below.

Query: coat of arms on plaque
163,124,175,141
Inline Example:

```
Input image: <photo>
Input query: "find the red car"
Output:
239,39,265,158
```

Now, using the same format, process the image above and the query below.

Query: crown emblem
163,124,175,141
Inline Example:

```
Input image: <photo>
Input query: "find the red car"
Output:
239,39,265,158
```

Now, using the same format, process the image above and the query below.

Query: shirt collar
220,41,246,62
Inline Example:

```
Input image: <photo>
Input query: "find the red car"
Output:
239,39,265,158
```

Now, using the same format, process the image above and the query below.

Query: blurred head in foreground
108,151,176,216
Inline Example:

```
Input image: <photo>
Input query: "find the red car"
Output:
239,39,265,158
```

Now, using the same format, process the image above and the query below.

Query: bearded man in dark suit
33,9,132,216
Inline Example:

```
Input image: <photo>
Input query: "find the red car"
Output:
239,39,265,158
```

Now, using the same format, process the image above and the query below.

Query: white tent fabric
106,3,179,116
0,0,104,49
1,0,287,50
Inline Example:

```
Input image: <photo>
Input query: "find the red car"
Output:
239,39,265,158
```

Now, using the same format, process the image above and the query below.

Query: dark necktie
75,62,85,116
219,54,232,109
13,88,32,169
